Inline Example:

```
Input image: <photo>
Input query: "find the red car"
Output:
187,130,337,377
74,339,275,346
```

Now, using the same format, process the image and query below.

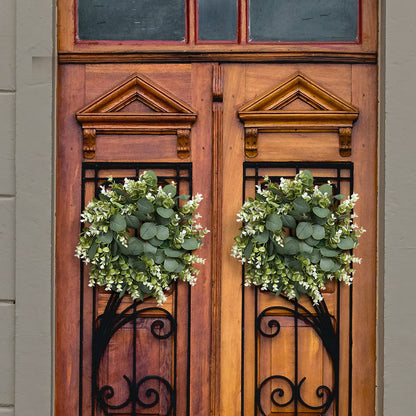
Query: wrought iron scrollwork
92,292,176,415
255,298,338,416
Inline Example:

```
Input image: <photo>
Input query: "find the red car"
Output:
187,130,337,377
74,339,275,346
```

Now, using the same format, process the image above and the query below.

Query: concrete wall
383,1,416,414
0,0,16,413
0,0,414,414
1,0,55,414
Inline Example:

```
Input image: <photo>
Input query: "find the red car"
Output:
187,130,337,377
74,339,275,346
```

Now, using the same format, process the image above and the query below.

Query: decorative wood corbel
83,128,96,159
238,74,359,158
177,129,191,159
76,74,197,160
338,127,352,157
245,128,259,158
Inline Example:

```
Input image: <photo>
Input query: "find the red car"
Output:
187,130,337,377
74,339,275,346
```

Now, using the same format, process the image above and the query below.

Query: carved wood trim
76,74,197,159
82,128,96,159
245,128,259,158
59,52,378,65
210,63,223,416
238,73,359,158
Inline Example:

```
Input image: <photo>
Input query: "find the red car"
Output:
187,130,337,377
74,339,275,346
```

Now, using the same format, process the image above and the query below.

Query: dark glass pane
78,0,186,41
198,0,237,41
249,0,358,42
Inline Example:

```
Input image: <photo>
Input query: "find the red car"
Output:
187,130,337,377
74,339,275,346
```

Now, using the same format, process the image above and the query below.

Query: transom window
77,0,359,43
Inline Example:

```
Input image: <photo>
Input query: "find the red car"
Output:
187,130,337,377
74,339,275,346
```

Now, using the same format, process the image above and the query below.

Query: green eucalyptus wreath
75,171,209,304
231,170,365,304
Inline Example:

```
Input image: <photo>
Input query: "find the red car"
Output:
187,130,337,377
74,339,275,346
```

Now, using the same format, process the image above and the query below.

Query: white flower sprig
76,171,209,304
232,170,365,304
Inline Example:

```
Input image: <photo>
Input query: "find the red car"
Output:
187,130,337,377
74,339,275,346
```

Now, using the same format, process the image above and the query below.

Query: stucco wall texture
0,0,415,414
0,0,16,413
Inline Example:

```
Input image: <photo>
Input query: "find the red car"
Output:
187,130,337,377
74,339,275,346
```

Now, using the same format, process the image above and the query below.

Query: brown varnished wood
59,52,378,65
210,63,224,416
238,73,359,157
58,0,377,55
188,63,214,416
219,63,377,416
57,6,378,413
56,63,86,415
76,73,197,159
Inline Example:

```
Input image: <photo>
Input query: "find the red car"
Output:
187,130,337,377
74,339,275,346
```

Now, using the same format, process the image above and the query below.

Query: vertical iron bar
132,303,137,416
80,164,86,416
348,166,354,416
241,164,246,416
173,280,178,416
294,300,298,415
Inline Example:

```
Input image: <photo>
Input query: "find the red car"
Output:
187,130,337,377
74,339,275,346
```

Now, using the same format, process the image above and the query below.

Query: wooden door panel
220,64,376,416
57,62,376,415
56,63,214,416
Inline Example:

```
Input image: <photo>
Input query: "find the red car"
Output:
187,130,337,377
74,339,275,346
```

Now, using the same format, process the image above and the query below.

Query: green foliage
231,170,365,304
75,171,209,304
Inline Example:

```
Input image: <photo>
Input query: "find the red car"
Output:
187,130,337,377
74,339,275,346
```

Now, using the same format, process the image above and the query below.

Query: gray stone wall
0,0,415,414
383,1,416,414
0,0,16,413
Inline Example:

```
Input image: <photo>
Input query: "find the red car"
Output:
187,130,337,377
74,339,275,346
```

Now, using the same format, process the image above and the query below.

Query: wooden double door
56,62,377,415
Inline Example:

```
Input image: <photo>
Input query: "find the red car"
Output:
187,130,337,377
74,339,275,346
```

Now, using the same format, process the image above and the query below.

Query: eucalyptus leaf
296,222,313,240
125,215,141,229
87,241,98,259
137,198,154,214
311,248,321,264
294,281,308,294
114,188,128,197
110,214,127,232
179,195,190,201
140,222,157,240
128,257,146,272
138,282,152,294
99,193,110,202
331,260,342,272
149,236,163,247
156,214,171,226
284,237,299,255
156,225,170,241
312,224,326,240
117,240,130,255
244,240,254,258
181,237,200,251
165,247,185,258
111,241,119,256
312,214,327,225
265,213,283,232
155,249,166,264
97,230,114,244
299,241,313,254
312,206,330,218
157,207,174,219
320,257,335,272
289,259,303,272
144,241,157,255
334,194,346,200
163,184,177,196
293,197,310,214
144,170,158,186
337,237,356,250
253,230,269,244
128,237,144,255
164,258,179,272
320,247,340,257
305,236,320,247
281,214,297,229
133,210,148,221
319,183,333,196
175,261,186,273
